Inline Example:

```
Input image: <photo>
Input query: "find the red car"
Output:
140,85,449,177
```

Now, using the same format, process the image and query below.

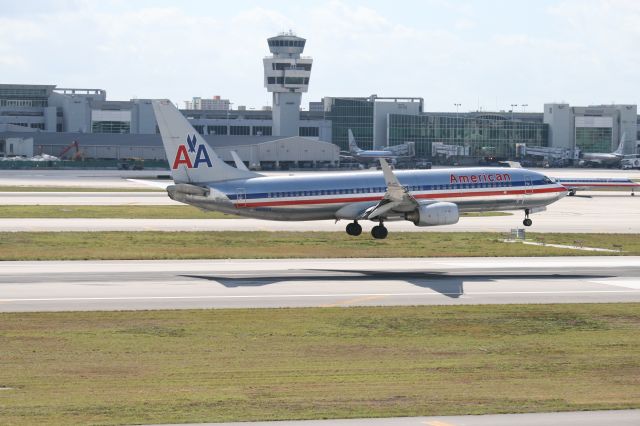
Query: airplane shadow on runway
180,270,614,299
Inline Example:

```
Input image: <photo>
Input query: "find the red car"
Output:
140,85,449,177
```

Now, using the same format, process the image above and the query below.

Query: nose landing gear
523,209,532,227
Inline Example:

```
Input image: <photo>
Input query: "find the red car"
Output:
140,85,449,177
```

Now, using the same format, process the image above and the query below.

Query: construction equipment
58,140,84,161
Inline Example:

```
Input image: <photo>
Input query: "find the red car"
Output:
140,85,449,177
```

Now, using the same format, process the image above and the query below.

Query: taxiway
0,193,638,233
1,257,639,312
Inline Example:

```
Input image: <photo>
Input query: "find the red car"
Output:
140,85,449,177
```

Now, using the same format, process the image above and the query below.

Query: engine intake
406,202,459,226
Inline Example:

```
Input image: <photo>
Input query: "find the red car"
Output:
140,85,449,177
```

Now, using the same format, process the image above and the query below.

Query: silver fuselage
173,167,566,221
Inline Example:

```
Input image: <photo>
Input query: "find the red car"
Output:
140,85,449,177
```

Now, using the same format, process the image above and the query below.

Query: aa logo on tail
173,135,212,169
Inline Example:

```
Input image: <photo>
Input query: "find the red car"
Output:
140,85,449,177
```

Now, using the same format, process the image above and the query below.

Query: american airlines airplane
579,133,627,167
153,100,567,239
554,177,638,196
343,129,413,163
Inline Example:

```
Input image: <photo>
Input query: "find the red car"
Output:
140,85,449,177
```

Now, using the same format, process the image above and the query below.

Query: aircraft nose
557,184,568,199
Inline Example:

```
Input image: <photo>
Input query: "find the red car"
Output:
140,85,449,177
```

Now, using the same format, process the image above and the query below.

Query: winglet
230,150,249,171
379,158,407,202
379,158,400,187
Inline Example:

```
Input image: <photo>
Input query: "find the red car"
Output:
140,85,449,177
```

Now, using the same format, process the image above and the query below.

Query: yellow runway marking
320,295,385,307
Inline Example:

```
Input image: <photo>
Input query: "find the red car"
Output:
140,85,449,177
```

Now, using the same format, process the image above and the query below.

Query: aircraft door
236,188,247,207
524,175,533,195
523,175,533,205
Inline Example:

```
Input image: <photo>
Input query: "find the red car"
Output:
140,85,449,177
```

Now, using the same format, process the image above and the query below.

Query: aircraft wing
360,159,418,220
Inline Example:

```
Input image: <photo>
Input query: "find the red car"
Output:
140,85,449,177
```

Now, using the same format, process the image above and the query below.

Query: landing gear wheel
568,189,576,196
346,221,362,236
523,218,532,227
371,224,388,239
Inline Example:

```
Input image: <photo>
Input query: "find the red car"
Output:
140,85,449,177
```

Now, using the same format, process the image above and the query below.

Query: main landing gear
523,208,532,227
346,221,362,236
345,220,388,239
371,222,388,239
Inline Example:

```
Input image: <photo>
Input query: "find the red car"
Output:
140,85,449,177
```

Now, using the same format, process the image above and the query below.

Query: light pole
454,103,461,142
510,104,518,157
521,104,528,113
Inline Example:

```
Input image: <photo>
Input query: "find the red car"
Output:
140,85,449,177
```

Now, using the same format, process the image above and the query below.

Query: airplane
152,100,567,239
554,177,638,196
579,133,627,167
342,129,414,164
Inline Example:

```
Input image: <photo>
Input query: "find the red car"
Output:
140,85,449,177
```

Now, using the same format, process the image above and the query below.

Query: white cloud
1,0,638,111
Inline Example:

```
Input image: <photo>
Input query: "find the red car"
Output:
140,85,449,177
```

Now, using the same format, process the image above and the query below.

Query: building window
252,126,272,136
273,63,291,70
575,127,612,153
299,127,319,137
91,121,130,134
207,125,227,135
267,77,276,84
193,125,204,134
284,77,304,85
230,125,250,136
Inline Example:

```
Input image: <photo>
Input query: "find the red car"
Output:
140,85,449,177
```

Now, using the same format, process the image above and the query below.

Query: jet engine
405,202,459,226
166,184,209,202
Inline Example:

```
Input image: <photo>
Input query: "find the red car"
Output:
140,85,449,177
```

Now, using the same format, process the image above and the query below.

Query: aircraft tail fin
614,132,626,155
348,129,362,154
152,100,261,184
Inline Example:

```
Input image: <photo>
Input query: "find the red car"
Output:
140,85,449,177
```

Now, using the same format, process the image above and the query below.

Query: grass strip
0,232,638,260
0,205,238,219
0,205,505,219
1,304,639,425
0,186,163,192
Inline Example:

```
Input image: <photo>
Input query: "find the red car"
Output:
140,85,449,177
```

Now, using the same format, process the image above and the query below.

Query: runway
1,187,638,232
1,257,639,312
0,191,178,205
159,409,640,426
0,195,640,233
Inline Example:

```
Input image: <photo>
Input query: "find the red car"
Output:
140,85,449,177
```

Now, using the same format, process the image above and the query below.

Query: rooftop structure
263,31,313,137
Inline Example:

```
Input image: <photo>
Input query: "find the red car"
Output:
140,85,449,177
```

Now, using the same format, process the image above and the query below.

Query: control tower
263,31,312,137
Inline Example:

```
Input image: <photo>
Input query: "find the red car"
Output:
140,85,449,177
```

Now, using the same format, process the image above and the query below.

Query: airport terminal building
1,33,638,166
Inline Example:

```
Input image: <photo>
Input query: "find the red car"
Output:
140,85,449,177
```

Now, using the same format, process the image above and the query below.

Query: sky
1,0,638,112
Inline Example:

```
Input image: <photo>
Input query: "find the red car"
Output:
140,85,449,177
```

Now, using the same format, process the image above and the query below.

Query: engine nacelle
406,202,459,227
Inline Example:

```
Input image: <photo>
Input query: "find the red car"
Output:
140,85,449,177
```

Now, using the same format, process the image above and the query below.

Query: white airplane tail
348,129,363,154
152,100,260,184
614,132,626,156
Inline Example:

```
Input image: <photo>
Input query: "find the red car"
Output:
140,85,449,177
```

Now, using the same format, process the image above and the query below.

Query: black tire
346,222,362,236
523,218,532,227
371,225,388,239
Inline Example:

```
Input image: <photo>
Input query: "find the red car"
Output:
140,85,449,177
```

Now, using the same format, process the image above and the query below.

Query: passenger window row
262,181,535,198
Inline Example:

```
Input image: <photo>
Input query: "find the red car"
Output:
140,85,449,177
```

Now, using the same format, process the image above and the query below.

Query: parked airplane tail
614,133,626,156
152,100,260,184
347,129,363,154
